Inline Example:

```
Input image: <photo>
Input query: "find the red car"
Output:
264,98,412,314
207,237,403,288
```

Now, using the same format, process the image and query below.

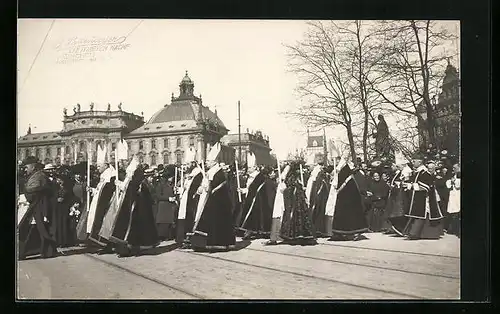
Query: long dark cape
191,168,235,250
309,171,330,236
237,172,274,235
331,165,368,235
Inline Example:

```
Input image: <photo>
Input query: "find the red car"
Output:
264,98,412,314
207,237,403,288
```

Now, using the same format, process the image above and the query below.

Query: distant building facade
17,72,273,166
305,133,327,163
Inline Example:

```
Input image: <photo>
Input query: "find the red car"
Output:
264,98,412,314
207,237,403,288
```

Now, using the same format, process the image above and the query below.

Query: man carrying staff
18,156,58,259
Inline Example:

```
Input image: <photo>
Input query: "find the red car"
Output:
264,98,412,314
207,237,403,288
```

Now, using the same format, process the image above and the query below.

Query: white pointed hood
97,144,107,165
206,142,221,162
247,151,256,169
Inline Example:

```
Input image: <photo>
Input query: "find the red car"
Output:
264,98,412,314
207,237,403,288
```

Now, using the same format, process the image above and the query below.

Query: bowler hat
22,156,39,166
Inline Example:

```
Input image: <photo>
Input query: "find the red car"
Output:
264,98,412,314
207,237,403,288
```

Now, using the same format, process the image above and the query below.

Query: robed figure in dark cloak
86,163,116,249
101,161,159,256
189,143,236,252
236,155,274,240
306,165,330,237
279,162,317,245
403,157,444,240
330,161,368,241
176,163,203,245
18,157,58,259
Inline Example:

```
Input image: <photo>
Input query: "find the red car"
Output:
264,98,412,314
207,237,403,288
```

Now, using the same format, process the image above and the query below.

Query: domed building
125,71,230,165
17,72,273,167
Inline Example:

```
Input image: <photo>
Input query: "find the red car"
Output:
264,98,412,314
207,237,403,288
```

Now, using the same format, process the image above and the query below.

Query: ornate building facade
417,62,460,157
17,72,273,166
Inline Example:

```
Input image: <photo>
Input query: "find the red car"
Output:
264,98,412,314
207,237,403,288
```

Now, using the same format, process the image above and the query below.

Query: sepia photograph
17,19,461,300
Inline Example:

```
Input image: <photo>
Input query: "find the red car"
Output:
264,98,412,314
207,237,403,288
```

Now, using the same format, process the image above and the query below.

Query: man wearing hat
153,165,177,241
403,152,445,240
18,156,58,259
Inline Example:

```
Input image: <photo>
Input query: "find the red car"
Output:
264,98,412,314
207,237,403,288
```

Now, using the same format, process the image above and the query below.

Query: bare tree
369,20,457,150
284,21,366,162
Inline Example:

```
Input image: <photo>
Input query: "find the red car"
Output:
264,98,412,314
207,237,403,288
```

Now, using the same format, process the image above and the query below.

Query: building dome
181,71,193,84
148,100,225,128
129,72,227,136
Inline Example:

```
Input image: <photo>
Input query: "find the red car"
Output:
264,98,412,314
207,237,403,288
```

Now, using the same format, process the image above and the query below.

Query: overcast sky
17,19,459,160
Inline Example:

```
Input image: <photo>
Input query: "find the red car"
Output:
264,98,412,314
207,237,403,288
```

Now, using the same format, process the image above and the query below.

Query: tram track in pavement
244,247,460,280
178,249,426,299
317,241,460,259
84,253,205,299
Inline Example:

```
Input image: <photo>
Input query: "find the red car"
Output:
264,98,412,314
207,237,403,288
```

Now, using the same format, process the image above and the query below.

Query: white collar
416,165,428,173
100,166,115,183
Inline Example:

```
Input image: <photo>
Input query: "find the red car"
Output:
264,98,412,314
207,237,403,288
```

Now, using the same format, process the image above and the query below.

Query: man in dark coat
18,156,58,259
154,168,177,241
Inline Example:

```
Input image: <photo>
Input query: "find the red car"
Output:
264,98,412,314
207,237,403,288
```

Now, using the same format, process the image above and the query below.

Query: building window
80,142,85,151
176,151,183,164
65,146,70,154
151,139,156,149
35,148,40,159
25,149,30,157
112,142,116,151
139,140,144,150
164,138,169,148
46,147,51,156
151,154,156,166
57,147,61,155
189,137,194,146
177,138,182,147
163,153,169,165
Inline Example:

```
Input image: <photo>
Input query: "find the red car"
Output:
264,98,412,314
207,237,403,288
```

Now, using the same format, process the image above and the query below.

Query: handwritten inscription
55,36,131,64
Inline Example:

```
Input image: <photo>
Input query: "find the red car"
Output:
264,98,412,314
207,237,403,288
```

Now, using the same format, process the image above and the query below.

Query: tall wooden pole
238,100,242,164
323,127,328,165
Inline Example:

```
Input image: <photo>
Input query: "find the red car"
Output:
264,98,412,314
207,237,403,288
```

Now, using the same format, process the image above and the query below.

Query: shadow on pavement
138,242,182,256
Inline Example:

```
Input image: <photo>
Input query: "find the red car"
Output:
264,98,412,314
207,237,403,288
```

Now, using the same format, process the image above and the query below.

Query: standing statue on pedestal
372,114,392,159
63,108,67,116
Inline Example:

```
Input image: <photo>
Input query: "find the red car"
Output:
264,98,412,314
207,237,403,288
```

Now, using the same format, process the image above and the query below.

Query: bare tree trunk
345,123,357,163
